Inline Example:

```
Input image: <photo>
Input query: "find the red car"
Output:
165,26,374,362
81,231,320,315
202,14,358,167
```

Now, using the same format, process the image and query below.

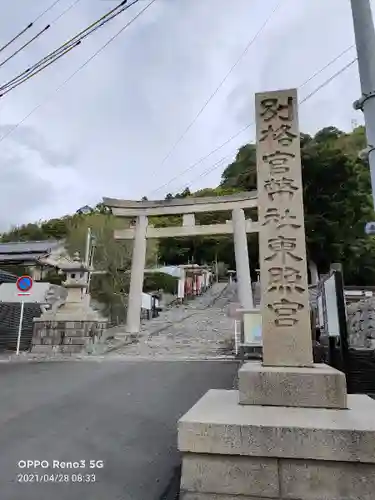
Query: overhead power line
147,0,284,181
51,0,82,25
299,58,357,104
0,25,51,70
148,47,358,197
0,0,83,71
0,41,83,98
168,155,232,195
0,0,131,97
175,57,358,193
299,45,355,90
33,0,65,24
185,156,232,190
0,0,64,55
0,24,33,56
0,0,157,145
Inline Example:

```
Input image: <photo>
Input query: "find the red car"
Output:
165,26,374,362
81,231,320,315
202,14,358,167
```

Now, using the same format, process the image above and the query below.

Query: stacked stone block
178,388,375,500
347,298,375,348
31,320,107,354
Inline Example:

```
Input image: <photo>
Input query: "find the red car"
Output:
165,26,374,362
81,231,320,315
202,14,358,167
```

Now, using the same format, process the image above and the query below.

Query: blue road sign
16,275,33,293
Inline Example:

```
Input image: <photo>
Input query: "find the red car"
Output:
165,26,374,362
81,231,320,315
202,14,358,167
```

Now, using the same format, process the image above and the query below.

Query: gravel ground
0,283,238,363
109,283,238,360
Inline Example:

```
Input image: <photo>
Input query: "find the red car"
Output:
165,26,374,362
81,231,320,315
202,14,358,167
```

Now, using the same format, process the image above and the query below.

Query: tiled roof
0,253,49,262
0,240,62,255
0,269,17,284
0,240,64,263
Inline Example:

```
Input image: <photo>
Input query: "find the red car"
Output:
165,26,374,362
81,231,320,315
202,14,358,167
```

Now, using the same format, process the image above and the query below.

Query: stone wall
180,453,375,500
31,320,107,355
347,298,375,348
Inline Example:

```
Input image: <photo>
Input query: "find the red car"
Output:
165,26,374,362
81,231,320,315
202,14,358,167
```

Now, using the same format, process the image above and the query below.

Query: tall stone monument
257,88,312,367
177,89,375,500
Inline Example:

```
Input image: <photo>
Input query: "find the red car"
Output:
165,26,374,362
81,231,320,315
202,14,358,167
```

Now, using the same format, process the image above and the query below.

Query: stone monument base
238,361,347,409
31,314,107,355
178,389,375,500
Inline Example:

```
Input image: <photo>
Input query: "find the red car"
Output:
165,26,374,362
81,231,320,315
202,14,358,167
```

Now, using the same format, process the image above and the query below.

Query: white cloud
0,0,371,230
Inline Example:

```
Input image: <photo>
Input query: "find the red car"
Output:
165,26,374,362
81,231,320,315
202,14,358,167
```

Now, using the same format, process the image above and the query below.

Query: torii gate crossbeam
104,192,258,334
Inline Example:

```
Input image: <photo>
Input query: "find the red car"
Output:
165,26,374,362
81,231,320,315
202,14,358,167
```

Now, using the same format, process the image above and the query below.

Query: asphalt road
0,359,238,500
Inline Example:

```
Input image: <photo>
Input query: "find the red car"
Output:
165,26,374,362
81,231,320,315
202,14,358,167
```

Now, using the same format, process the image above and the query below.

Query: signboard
243,310,262,346
323,274,340,337
0,282,50,303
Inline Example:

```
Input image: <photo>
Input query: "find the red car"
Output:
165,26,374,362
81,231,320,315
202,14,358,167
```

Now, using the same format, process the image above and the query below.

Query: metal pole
16,301,24,355
87,244,95,294
215,252,219,284
350,0,375,208
84,227,92,292
84,227,91,266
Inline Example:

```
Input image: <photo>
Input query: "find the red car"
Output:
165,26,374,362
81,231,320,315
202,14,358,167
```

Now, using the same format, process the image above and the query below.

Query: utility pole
214,251,219,284
350,0,375,231
84,227,92,293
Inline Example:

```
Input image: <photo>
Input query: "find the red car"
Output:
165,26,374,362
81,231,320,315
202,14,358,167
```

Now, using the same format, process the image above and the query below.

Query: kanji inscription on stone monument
256,89,313,367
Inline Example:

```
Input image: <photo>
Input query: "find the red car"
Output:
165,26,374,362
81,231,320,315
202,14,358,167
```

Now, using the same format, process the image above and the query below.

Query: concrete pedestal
178,389,375,500
238,362,347,409
32,313,107,355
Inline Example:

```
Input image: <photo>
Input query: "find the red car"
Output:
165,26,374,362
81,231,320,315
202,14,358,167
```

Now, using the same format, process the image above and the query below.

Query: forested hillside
1,125,374,286
158,126,375,285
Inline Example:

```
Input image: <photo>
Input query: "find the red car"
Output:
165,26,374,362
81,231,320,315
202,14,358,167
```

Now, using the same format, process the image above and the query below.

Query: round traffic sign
16,275,33,293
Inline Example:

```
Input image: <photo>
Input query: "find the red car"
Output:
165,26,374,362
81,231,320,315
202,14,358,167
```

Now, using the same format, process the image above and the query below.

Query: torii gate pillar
126,215,148,334
232,207,254,309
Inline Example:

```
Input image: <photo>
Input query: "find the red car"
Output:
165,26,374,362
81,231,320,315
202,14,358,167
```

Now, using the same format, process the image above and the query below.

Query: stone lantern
60,251,90,313
31,251,107,355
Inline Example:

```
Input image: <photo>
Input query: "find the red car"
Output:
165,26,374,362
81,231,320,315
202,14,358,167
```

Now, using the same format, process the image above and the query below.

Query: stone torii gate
103,193,259,334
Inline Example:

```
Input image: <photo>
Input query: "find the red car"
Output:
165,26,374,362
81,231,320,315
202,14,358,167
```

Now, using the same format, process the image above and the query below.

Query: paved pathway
109,283,238,360
0,284,240,499
0,359,238,500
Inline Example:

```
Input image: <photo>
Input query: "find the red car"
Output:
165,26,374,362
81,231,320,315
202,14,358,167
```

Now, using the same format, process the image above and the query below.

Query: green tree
157,126,374,284
302,140,373,274
65,212,158,322
220,144,257,190
215,126,374,283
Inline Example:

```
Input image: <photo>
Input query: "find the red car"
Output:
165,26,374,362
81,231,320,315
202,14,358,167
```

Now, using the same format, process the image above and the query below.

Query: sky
0,0,371,230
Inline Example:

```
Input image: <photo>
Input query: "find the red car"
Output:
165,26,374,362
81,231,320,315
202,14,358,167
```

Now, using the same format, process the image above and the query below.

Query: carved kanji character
267,266,305,294
265,235,303,265
260,124,297,146
260,97,293,122
263,150,295,174
267,297,304,327
262,207,301,230
264,177,298,201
